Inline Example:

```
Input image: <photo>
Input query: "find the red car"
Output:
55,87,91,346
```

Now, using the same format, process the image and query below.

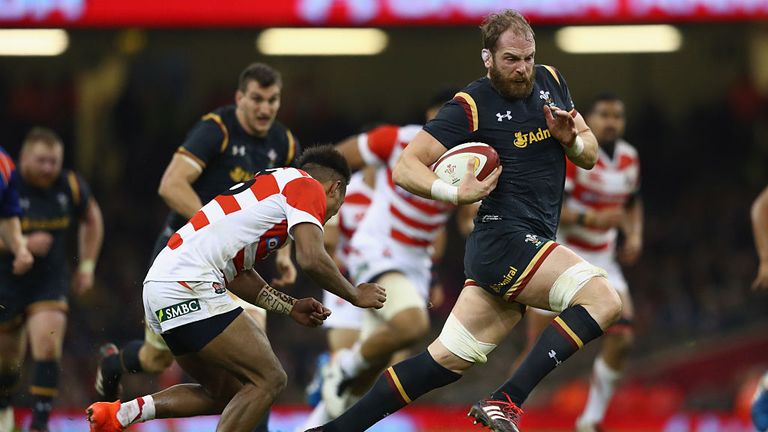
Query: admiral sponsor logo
490,265,518,292
513,127,552,148
155,299,201,323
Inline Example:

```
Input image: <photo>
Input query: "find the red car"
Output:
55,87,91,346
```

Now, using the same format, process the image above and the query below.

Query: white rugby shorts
143,280,240,334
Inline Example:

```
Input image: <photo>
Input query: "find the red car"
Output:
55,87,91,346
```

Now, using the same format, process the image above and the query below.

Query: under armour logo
496,111,512,122
232,145,246,156
548,350,562,366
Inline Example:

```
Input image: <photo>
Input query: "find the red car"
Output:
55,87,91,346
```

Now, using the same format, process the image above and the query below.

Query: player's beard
490,64,535,99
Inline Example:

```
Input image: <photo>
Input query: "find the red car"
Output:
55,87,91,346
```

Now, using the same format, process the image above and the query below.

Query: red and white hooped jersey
145,168,326,284
354,124,453,250
335,171,374,267
559,139,640,252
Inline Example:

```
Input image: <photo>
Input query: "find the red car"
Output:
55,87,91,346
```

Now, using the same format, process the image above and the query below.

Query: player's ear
481,49,492,68
234,89,244,105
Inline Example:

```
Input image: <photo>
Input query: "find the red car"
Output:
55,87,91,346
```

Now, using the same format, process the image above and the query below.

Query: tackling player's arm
292,222,386,309
74,197,104,294
157,154,204,219
228,269,331,327
393,130,500,205
618,195,644,265
0,218,33,275
751,186,768,291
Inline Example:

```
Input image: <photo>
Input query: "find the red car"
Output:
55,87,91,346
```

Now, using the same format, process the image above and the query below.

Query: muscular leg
577,289,634,429
0,322,26,431
508,308,553,375
26,308,67,431
489,245,622,406
109,311,286,432
321,285,523,431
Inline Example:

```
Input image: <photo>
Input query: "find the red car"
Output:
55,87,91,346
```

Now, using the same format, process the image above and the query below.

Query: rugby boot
468,392,523,432
95,343,122,402
86,401,124,432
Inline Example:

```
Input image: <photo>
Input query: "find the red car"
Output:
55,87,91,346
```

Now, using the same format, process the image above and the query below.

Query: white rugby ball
432,142,500,186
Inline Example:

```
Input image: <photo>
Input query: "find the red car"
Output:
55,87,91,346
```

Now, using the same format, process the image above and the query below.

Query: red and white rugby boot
86,401,124,432
468,392,523,432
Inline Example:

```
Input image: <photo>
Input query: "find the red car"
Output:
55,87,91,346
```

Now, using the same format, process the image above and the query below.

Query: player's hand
12,247,33,275
290,297,331,327
618,233,642,266
26,231,53,257
457,158,502,205
753,261,768,291
271,252,297,288
352,283,386,309
72,271,95,295
543,105,577,148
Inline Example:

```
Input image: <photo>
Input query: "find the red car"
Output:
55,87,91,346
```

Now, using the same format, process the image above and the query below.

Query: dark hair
586,92,623,115
480,9,534,52
297,144,351,184
22,126,63,150
238,63,282,92
427,87,461,111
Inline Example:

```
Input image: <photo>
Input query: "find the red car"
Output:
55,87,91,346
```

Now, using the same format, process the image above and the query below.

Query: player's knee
437,313,497,366
601,286,623,325
141,345,174,373
391,310,429,346
262,365,288,399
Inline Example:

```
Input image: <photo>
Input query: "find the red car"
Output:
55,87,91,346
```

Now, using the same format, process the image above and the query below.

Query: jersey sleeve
422,97,473,150
67,171,92,219
282,176,327,237
0,160,21,218
357,125,399,166
177,114,227,169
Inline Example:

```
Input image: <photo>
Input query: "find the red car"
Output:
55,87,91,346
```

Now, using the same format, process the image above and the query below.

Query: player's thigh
0,323,26,369
229,292,267,330
196,310,285,392
328,328,360,353
26,308,67,359
361,271,428,339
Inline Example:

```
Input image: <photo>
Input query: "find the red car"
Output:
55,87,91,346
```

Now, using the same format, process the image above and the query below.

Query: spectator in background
750,185,768,432
0,127,103,432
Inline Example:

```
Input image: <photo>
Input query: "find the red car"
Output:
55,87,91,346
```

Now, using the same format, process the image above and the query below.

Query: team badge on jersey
212,282,226,294
525,234,544,248
266,236,280,252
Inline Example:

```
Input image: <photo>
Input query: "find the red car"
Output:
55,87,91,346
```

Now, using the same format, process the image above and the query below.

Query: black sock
325,351,461,432
0,371,20,409
251,410,269,432
30,361,59,429
492,305,603,405
121,340,144,374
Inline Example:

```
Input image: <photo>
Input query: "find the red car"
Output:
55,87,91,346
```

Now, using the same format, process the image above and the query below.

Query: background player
310,9,623,432
87,146,386,432
0,127,103,432
509,93,642,432
751,185,768,432
0,145,34,430
316,89,462,421
96,63,299,432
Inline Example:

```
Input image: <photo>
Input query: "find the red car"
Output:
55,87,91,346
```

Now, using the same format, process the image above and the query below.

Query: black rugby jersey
423,65,575,238
168,104,300,230
0,170,91,283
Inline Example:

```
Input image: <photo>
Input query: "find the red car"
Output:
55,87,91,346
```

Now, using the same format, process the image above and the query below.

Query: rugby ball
432,142,500,186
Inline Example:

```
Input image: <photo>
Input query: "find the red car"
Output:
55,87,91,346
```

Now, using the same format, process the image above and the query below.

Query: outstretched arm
0,217,32,275
544,106,598,169
73,198,104,295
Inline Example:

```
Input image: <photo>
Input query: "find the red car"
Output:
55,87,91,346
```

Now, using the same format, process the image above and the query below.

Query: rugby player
309,9,622,432
87,145,385,432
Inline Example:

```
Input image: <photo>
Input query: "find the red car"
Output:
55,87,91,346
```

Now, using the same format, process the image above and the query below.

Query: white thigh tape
549,262,607,312
438,313,497,364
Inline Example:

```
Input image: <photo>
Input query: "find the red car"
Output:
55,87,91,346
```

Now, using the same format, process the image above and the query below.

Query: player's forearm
79,200,104,271
158,180,203,219
623,198,644,240
228,270,296,314
0,218,25,255
392,153,440,201
297,249,357,303
277,238,292,260
566,131,599,170
560,204,581,226
752,188,768,263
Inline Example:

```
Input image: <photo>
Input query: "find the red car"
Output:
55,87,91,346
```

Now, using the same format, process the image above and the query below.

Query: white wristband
431,179,458,205
566,135,584,158
78,259,95,274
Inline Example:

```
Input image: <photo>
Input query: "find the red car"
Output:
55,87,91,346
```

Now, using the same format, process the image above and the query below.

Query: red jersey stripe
390,204,441,231
250,174,280,201
343,193,372,206
168,233,183,250
215,194,241,215
255,220,289,259
233,248,245,275
386,173,447,216
564,236,611,251
391,229,431,247
283,177,327,224
189,210,210,231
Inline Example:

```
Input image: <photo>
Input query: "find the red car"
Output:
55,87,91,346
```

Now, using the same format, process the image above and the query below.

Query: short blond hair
22,126,63,151
480,9,535,52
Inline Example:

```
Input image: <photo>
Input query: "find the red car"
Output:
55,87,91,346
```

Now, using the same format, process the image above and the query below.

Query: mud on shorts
463,225,558,302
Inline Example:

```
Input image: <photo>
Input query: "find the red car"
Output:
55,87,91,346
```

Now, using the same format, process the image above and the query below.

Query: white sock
578,357,622,426
116,395,156,427
298,401,331,431
337,344,369,378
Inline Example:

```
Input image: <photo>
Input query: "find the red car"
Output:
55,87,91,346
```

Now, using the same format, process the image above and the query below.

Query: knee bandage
438,314,497,364
549,262,607,312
